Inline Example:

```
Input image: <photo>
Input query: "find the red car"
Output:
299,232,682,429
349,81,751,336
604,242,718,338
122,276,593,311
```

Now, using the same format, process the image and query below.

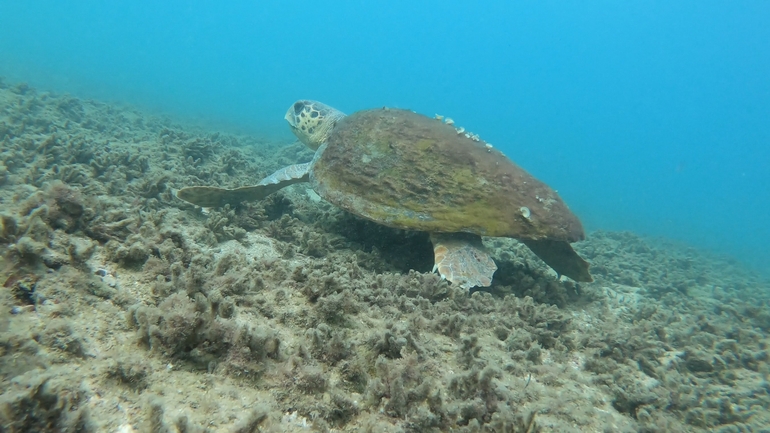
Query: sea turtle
177,100,592,288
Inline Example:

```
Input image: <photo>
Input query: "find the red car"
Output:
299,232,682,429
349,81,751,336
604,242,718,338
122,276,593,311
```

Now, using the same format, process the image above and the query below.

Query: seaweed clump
128,290,281,378
0,376,95,432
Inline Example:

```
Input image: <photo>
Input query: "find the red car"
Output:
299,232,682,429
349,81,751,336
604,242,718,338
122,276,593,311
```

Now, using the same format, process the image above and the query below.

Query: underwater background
2,1,770,432
1,0,768,274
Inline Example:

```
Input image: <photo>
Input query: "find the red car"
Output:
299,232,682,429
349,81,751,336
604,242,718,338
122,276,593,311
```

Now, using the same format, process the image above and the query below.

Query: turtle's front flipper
430,233,497,290
176,163,310,208
521,239,593,282
257,162,311,186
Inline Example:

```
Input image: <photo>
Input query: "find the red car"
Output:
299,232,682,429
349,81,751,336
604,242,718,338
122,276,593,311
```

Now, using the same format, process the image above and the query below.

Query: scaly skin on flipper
258,163,311,186
176,163,310,208
430,233,497,289
521,239,592,282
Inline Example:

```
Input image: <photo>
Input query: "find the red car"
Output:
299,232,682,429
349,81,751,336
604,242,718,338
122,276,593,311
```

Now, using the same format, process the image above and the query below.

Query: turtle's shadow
322,211,583,305
481,256,583,306
328,212,434,274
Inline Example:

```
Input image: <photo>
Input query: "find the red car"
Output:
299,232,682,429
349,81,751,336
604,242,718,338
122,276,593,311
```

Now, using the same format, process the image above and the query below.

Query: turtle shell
309,108,585,242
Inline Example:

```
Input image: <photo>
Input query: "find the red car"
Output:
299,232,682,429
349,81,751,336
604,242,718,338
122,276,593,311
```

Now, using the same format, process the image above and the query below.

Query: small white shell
456,127,465,134
520,206,531,219
444,118,455,125
434,114,444,121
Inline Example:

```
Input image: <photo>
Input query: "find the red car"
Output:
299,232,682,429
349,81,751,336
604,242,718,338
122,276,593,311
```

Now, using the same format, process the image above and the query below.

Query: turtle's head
285,100,345,150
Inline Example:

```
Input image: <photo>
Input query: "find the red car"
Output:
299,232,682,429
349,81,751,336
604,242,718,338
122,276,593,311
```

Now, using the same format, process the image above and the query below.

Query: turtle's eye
293,102,304,116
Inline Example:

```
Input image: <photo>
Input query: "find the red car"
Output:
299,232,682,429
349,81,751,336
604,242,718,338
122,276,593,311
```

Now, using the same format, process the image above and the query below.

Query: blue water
1,1,768,275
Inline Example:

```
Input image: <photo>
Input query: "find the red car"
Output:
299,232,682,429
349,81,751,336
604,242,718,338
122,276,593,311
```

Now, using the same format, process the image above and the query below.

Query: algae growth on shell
312,107,584,241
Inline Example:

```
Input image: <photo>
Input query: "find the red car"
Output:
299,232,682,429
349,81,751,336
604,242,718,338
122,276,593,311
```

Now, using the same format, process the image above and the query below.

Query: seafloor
0,79,769,433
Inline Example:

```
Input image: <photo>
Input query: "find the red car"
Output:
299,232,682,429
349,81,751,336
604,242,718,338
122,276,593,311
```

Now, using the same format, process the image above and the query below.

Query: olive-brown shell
310,108,585,242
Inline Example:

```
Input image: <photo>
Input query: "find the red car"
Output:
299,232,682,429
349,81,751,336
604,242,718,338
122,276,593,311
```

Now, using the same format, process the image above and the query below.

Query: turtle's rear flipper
521,239,593,282
430,233,497,290
176,163,310,208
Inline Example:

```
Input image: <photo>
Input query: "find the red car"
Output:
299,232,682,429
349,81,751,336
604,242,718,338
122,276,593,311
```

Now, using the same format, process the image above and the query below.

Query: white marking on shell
520,206,531,219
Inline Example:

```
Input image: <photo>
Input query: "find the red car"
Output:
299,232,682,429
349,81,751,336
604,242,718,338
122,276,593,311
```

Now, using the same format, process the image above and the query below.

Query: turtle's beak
284,110,296,127
284,100,306,127
284,103,311,147
284,102,300,129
